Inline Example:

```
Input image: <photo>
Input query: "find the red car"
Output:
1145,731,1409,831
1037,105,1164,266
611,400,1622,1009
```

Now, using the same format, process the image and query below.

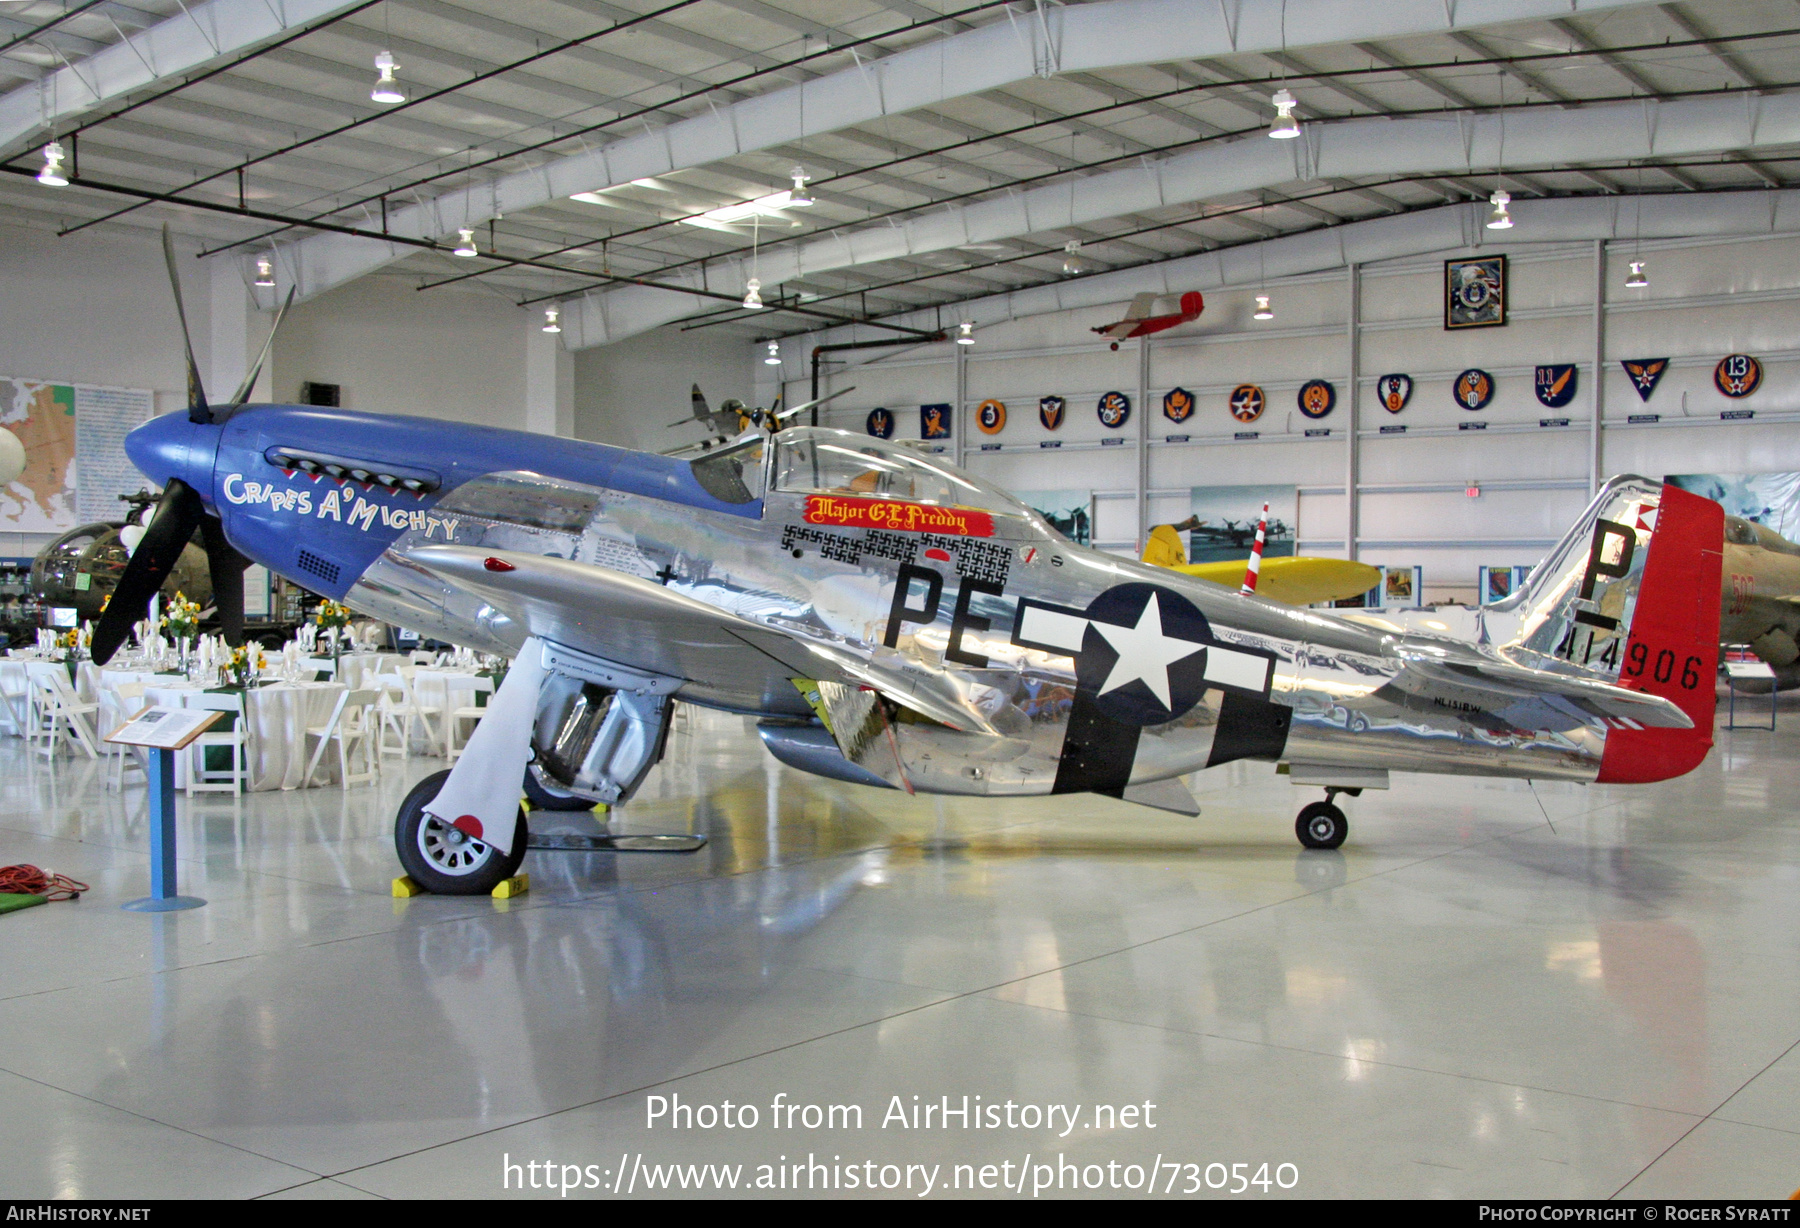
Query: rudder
1596,484,1723,782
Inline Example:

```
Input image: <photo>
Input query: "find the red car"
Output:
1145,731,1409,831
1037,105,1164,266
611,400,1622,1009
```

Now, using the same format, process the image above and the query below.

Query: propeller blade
691,384,709,419
161,224,210,424
771,385,856,423
91,478,205,665
227,285,296,406
199,516,249,648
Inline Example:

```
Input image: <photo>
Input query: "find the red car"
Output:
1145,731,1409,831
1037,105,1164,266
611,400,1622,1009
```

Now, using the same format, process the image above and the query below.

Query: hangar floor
2,699,1798,1201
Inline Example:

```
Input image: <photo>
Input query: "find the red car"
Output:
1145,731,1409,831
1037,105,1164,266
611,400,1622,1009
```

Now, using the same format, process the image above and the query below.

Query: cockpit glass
772,431,1028,517
689,437,766,505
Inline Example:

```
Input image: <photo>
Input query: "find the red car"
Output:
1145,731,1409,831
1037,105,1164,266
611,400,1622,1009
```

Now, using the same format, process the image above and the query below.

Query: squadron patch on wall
1375,373,1413,413
1620,357,1669,402
920,403,952,439
1038,395,1066,430
1534,364,1578,409
976,399,1007,434
1454,368,1495,410
1228,384,1265,423
866,407,895,439
1297,379,1336,420
1715,354,1762,398
1162,386,1195,424
1097,391,1131,429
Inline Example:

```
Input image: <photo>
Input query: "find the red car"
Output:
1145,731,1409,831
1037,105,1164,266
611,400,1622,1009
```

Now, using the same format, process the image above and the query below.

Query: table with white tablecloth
120,676,350,791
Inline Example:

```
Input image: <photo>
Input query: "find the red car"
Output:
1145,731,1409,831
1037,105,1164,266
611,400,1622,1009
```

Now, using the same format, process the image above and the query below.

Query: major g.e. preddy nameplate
803,495,995,537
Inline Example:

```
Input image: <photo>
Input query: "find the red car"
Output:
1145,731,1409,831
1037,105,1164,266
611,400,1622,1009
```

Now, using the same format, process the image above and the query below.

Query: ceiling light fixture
371,51,404,104
254,257,275,287
36,141,67,187
787,167,813,207
542,307,561,333
452,228,478,257
743,278,764,309
1062,240,1086,275
685,190,796,229
1268,89,1300,139
1625,260,1648,288
1486,189,1513,229
1253,295,1274,320
764,341,782,365
956,321,975,345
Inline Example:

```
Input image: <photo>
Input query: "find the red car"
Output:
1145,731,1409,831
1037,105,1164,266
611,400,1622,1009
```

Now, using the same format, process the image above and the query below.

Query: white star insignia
1092,593,1205,710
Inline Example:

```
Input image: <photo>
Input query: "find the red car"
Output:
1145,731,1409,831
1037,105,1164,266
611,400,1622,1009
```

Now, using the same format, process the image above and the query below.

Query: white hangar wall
768,229,1800,604
572,324,754,453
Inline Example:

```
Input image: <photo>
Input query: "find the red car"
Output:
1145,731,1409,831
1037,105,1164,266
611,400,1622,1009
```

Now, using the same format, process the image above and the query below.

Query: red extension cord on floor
0,865,88,901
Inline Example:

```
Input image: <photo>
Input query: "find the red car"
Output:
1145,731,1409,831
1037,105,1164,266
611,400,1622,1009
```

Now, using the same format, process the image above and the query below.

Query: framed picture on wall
1444,255,1507,329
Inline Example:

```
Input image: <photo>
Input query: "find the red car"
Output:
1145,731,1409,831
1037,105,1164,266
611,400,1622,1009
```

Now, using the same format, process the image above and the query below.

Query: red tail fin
1596,485,1723,783
1179,291,1204,318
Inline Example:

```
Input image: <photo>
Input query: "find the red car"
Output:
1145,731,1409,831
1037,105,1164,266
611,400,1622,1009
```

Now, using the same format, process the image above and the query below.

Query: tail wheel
394,769,527,895
1295,801,1348,850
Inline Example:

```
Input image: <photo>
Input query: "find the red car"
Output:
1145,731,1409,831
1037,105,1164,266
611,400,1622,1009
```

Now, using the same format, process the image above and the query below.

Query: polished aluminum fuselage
344,453,1610,796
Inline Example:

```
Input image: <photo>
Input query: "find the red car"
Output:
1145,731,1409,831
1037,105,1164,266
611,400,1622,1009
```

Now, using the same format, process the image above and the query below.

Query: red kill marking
483,557,516,572
924,547,951,562
453,815,484,839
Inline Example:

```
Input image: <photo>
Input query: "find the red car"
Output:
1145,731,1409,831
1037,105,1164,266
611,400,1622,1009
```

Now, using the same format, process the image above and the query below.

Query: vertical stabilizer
1486,476,1722,782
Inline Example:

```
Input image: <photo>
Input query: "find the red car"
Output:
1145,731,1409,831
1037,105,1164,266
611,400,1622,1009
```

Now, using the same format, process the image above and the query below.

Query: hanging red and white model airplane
1092,291,1204,350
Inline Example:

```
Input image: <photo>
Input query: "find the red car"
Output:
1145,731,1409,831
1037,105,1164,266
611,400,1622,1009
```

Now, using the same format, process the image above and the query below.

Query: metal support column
1136,336,1151,552
1590,239,1606,497
954,335,968,469
1345,263,1360,560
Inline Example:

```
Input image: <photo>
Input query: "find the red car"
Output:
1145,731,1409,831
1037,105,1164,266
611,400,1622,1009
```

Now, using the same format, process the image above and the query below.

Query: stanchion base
121,896,206,913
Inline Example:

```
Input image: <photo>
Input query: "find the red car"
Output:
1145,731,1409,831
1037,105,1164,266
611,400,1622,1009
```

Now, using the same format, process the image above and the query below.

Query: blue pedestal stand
121,747,206,913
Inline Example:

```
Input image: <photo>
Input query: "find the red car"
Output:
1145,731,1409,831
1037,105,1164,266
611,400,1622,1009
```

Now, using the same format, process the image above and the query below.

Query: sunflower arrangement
162,592,201,641
313,599,353,631
228,643,266,688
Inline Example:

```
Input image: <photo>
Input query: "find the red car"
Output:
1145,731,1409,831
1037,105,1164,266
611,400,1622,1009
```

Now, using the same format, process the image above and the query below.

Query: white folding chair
0,662,28,736
101,682,147,791
26,663,99,759
376,669,435,759
445,675,495,763
303,687,380,787
186,691,250,796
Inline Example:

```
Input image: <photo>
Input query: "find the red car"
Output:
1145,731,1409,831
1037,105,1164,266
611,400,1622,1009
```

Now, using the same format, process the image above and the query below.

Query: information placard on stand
105,705,223,912
1724,660,1778,731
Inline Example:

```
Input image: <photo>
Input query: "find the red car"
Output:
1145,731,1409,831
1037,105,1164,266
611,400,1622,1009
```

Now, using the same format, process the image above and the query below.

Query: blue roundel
1077,583,1212,725
866,407,894,438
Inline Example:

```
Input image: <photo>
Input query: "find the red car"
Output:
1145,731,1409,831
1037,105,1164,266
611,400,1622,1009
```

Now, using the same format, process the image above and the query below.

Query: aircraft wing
1123,292,1158,320
1174,557,1382,606
404,545,848,707
402,545,1002,733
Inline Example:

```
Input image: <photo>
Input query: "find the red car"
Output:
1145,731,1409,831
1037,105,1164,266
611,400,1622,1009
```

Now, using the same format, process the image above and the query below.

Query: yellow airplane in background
1142,521,1382,606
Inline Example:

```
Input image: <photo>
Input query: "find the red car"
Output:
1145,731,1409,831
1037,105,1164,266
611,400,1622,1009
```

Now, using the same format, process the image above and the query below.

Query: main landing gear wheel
394,769,527,895
1295,801,1348,850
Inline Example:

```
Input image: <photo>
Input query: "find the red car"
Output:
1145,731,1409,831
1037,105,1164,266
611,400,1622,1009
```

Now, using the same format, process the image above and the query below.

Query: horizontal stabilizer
1405,657,1693,730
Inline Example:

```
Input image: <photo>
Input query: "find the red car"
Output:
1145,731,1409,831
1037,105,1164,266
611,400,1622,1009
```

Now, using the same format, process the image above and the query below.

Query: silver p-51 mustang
96,233,1723,893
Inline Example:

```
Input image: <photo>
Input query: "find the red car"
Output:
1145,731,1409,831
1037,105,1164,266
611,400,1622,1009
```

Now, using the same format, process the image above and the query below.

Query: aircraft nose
124,411,218,500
